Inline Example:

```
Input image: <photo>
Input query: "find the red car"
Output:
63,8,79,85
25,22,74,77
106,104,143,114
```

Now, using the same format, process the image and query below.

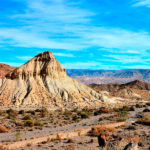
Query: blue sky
1,0,150,69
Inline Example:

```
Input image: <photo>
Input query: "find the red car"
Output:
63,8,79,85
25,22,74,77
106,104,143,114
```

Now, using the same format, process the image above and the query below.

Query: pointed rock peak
33,51,55,61
24,51,55,64
6,51,66,79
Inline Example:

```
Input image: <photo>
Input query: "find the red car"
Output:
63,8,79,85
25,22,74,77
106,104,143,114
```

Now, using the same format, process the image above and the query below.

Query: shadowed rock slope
0,51,112,108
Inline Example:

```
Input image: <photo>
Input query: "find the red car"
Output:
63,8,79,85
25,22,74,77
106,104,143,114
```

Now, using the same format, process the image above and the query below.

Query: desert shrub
91,126,116,136
117,117,127,122
135,104,143,108
66,138,74,143
146,102,150,106
143,108,150,112
129,106,135,111
94,110,102,116
23,115,32,120
6,109,17,119
24,120,34,127
137,114,150,125
65,144,75,150
116,111,128,122
94,107,111,116
127,125,136,130
34,121,44,127
79,112,90,119
15,121,23,126
40,107,48,118
72,108,79,113
98,117,103,121
114,106,134,112
15,132,21,141
0,110,5,116
35,109,41,112
41,107,48,113
100,107,111,113
64,109,72,117
18,110,25,115
72,115,79,122
26,110,36,115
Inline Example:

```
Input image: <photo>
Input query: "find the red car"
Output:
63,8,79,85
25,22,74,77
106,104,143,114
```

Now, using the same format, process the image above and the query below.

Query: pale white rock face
0,51,114,108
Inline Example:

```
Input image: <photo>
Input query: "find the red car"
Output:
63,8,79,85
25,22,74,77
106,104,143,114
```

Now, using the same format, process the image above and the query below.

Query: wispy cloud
63,62,118,69
1,0,150,53
16,56,32,61
132,0,150,7
1,0,150,69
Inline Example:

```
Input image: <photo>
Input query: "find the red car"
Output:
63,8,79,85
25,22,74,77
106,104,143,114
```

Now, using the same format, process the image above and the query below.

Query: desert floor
0,105,150,150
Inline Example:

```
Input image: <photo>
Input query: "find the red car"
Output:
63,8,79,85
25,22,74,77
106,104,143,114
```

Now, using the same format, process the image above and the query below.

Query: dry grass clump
34,121,44,127
0,125,9,133
137,114,150,125
56,133,62,142
91,126,116,136
94,107,111,116
65,144,75,150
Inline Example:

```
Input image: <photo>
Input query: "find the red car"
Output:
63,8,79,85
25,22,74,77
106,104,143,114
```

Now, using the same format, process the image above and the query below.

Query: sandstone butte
0,51,114,108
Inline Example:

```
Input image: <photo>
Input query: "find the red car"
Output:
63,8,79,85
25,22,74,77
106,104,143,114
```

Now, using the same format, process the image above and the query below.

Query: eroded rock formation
0,51,112,108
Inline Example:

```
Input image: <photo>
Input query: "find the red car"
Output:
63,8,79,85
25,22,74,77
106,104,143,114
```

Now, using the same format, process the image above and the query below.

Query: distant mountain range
1,64,150,85
66,69,150,84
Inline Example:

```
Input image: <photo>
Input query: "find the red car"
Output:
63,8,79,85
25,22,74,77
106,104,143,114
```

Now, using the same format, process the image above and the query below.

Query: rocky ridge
0,64,14,87
89,80,150,100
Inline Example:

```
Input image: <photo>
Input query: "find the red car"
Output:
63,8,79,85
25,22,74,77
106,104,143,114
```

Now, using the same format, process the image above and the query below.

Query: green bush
80,112,90,119
72,115,79,122
24,120,34,127
116,111,128,122
6,109,17,119
135,104,143,108
63,109,72,117
34,121,44,127
94,110,102,116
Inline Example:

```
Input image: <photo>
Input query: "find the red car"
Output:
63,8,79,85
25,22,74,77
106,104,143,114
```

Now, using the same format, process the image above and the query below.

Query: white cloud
132,0,150,7
16,56,32,60
1,0,150,57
